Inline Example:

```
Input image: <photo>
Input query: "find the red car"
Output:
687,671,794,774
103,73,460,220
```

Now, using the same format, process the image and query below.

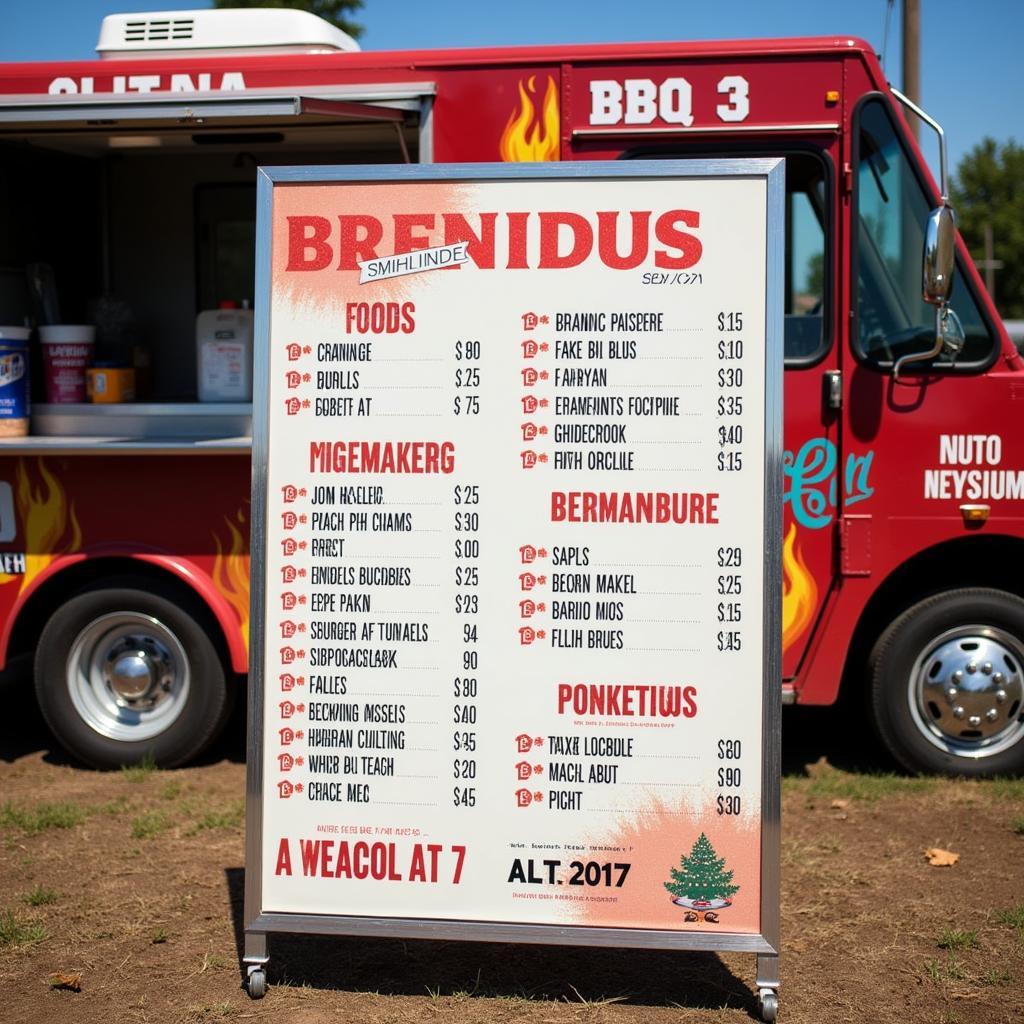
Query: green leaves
951,139,1024,319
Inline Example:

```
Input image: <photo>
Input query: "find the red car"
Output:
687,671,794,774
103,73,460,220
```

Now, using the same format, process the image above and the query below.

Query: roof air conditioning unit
96,8,361,59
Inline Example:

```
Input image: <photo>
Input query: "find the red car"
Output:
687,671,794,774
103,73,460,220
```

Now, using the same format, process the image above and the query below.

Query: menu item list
256,173,772,935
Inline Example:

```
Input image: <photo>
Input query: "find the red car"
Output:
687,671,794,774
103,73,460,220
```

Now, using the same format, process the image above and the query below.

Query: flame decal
500,75,560,162
0,459,82,592
782,523,818,652
212,507,250,652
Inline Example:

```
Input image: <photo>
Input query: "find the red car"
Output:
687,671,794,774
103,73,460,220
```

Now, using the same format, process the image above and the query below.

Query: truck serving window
854,97,995,368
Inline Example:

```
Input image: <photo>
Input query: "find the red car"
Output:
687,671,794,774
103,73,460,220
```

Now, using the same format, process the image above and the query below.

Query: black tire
869,588,1024,776
35,582,233,769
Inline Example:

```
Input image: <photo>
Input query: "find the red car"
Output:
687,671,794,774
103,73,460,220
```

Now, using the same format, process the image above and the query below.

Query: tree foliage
664,832,739,902
951,138,1024,318
211,0,365,39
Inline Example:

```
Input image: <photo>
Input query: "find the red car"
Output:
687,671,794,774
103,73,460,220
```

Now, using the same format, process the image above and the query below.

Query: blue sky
5,0,1022,172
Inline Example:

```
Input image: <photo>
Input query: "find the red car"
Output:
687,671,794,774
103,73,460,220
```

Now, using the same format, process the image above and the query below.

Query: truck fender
0,550,250,675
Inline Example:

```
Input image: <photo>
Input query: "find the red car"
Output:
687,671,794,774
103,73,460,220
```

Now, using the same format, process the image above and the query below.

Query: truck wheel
35,584,232,769
869,588,1024,776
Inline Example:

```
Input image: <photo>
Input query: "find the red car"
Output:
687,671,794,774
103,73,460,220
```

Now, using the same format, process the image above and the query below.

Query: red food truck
0,9,1020,775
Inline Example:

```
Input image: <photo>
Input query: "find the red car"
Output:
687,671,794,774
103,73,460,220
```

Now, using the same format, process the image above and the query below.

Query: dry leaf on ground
924,847,960,866
48,972,82,992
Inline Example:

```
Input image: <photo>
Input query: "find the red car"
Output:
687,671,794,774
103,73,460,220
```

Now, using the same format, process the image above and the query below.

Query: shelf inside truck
0,403,253,453
0,435,251,454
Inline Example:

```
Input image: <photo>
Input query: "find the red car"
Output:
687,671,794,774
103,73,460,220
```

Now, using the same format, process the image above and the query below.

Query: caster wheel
758,988,778,1022
247,968,267,999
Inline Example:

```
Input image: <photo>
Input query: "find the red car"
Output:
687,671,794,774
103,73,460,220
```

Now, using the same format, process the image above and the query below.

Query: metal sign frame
244,158,783,1018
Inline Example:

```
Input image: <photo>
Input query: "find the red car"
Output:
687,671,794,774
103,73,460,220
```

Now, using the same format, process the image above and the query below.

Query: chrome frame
245,159,783,996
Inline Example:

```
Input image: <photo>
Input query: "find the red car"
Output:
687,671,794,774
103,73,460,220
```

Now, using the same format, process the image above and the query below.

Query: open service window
0,88,431,400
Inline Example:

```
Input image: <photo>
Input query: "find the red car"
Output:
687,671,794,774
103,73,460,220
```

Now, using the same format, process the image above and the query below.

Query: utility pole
903,0,920,139
976,224,1005,302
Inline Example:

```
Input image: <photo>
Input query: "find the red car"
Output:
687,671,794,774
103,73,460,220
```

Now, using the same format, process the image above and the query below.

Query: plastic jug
196,300,253,402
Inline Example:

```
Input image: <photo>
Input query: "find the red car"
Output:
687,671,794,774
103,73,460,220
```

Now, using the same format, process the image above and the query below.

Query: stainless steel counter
0,435,251,455
0,402,253,455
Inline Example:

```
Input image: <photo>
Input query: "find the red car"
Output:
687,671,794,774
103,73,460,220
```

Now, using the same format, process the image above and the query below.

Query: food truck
0,9,1020,775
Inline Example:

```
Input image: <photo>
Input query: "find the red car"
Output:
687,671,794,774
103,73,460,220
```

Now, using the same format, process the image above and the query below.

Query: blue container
0,327,31,434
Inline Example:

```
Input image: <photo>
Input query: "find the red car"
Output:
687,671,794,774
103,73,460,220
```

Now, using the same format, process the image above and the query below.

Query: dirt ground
1,663,1022,1024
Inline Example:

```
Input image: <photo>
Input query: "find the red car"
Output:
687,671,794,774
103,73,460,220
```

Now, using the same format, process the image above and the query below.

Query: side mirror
923,204,956,305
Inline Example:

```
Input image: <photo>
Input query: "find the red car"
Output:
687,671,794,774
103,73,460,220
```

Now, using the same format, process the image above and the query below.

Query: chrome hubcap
909,625,1024,759
104,638,176,706
67,612,189,742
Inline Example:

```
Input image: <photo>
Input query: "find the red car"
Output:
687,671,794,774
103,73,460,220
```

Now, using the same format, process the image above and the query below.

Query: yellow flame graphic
212,507,250,652
782,523,818,652
500,75,560,162
0,460,82,593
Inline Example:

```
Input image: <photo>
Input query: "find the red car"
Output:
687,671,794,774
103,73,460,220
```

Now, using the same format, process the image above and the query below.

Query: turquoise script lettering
784,439,875,529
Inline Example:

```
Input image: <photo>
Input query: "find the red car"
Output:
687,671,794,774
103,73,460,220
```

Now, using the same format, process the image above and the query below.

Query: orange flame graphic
500,75,560,162
782,523,818,652
0,459,82,593
212,507,250,652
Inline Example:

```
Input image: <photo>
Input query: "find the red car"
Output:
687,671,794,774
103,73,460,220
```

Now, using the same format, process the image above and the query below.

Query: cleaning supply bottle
196,300,253,402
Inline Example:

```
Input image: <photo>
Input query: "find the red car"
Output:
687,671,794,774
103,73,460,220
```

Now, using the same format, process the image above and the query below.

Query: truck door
629,148,840,682
778,152,840,681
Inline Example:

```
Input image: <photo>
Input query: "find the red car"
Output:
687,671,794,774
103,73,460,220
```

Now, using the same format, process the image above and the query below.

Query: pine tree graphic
665,832,740,902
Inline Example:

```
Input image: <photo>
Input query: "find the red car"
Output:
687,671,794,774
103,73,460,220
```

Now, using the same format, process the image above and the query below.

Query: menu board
248,162,781,946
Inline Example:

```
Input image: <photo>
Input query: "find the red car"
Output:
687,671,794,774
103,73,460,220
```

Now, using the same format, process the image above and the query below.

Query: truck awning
0,84,435,161
0,88,429,127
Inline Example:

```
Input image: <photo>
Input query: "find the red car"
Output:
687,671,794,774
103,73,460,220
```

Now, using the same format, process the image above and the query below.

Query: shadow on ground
0,654,246,767
224,868,757,1013
781,697,894,776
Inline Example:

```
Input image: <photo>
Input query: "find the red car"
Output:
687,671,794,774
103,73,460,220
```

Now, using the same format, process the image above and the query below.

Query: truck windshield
855,97,994,367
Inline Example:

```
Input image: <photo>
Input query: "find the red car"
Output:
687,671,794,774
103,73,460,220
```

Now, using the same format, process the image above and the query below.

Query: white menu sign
248,162,782,947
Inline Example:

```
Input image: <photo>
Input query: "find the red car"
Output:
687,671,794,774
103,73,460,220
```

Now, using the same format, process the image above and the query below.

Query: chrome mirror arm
891,87,949,203
893,308,944,383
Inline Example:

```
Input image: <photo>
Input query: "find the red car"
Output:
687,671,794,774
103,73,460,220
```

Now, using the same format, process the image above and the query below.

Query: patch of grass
0,909,47,948
160,780,183,801
924,955,973,984
987,776,1024,801
96,796,132,818
186,799,245,835
151,928,168,945
945,957,967,981
0,801,88,835
983,968,1011,986
1012,815,1024,836
994,904,1024,932
120,752,158,783
130,811,170,840
21,886,57,907
938,928,978,951
790,766,935,803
